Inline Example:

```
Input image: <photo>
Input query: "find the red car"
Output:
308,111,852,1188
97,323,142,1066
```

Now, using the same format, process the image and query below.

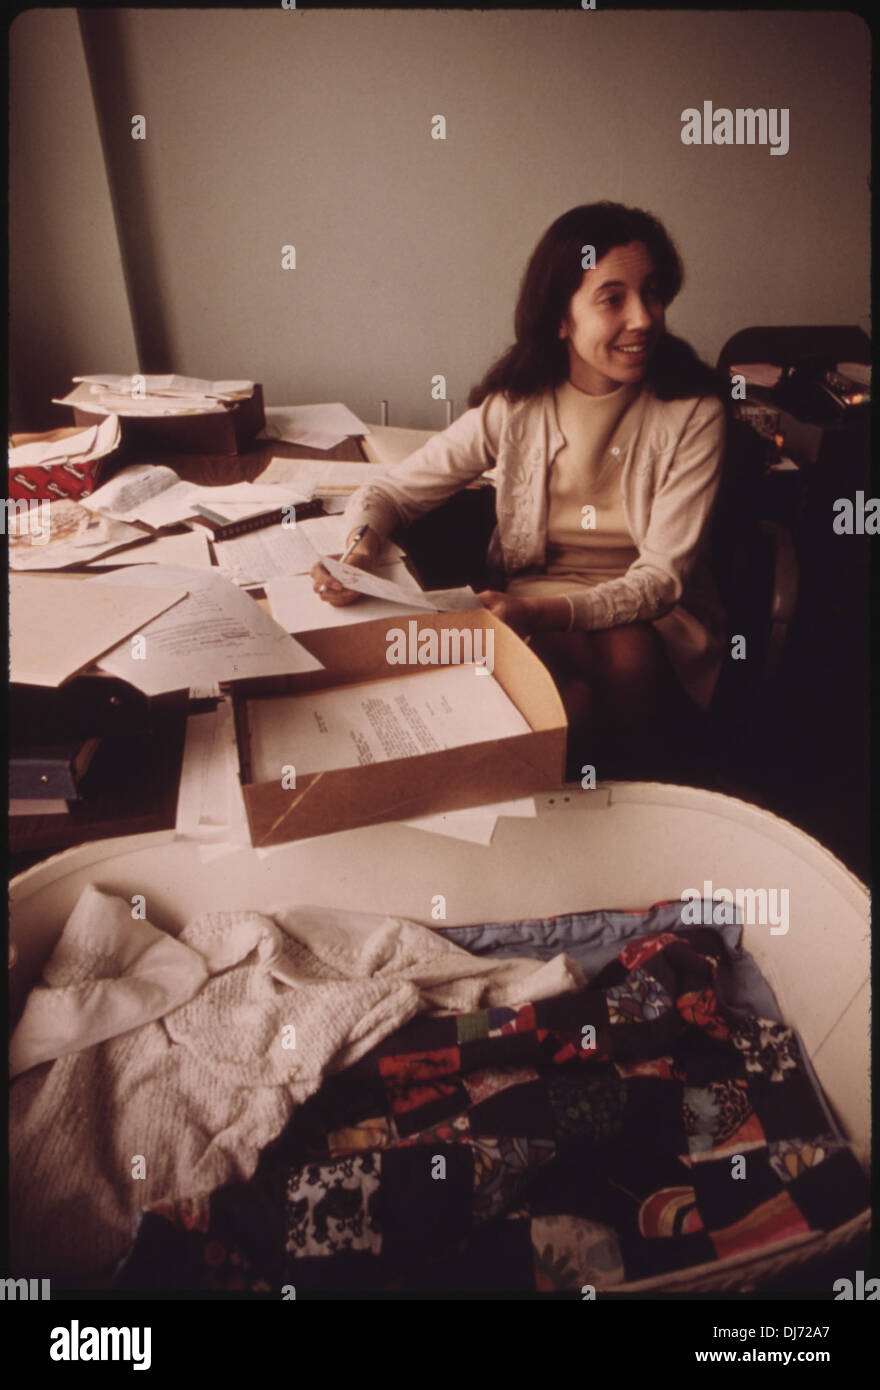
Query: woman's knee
591,624,668,698
531,631,594,683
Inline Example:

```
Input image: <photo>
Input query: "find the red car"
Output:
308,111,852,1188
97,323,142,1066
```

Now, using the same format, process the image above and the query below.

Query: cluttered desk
6,373,871,1296
8,375,524,866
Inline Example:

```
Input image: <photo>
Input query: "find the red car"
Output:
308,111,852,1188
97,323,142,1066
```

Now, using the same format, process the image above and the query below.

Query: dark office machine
711,327,871,874
718,326,871,665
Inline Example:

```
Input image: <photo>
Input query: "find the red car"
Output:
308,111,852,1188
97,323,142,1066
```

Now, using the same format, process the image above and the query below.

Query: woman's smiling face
559,240,666,395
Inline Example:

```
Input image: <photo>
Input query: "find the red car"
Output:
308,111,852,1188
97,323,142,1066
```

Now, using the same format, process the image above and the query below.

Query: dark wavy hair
467,202,722,407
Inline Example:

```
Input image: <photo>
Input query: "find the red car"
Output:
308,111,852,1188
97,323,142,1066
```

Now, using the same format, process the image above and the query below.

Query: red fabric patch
677,988,730,1040
492,1004,537,1037
379,1047,461,1113
386,1080,460,1116
710,1191,809,1260
379,1047,460,1085
615,1056,676,1081
618,933,679,972
513,1004,537,1034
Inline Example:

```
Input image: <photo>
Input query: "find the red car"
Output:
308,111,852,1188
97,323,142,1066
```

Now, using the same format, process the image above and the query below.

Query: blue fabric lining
436,899,783,1021
437,901,844,1139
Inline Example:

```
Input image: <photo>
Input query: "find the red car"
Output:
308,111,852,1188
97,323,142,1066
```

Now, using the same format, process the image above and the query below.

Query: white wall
10,9,870,431
9,9,138,430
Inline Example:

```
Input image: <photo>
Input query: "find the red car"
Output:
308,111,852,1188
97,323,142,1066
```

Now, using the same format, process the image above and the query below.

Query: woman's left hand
477,590,536,636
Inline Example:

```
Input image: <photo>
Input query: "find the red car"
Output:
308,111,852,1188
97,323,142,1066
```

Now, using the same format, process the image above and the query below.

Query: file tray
231,610,567,846
72,384,265,458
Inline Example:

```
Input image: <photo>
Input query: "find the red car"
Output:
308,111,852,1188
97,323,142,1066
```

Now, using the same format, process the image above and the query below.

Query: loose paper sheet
187,482,311,508
404,796,536,844
246,794,536,855
176,699,251,848
297,513,404,560
86,528,213,570
214,518,404,590
213,525,321,587
360,423,438,467
322,556,478,612
9,423,98,468
266,564,428,634
8,414,120,470
256,457,378,495
298,517,400,558
8,500,150,571
92,565,323,696
245,665,530,780
9,574,187,687
83,464,194,524
258,403,370,446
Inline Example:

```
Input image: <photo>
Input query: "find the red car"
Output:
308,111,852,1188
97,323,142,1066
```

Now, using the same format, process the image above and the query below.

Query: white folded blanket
10,885,584,1281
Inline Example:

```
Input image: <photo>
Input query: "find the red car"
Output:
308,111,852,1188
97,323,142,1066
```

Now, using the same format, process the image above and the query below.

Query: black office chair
393,484,496,592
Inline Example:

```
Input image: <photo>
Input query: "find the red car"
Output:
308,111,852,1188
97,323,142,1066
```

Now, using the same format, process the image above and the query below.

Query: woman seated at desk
311,202,727,779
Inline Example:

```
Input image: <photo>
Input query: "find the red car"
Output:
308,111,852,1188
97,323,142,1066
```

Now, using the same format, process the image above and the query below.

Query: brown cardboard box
72,384,265,458
232,610,567,846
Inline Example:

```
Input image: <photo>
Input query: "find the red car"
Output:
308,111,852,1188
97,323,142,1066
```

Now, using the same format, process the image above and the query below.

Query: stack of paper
83,464,311,529
259,403,370,451
246,666,529,780
53,374,255,418
91,565,323,696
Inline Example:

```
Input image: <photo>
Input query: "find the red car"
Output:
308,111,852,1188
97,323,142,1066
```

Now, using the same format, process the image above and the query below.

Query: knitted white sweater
344,385,726,634
10,885,583,1282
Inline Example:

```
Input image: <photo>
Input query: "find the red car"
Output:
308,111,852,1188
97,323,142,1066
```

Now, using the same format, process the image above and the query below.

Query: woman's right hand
310,528,381,606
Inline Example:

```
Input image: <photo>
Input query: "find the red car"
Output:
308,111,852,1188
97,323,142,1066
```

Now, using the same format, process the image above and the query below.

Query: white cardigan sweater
345,384,726,634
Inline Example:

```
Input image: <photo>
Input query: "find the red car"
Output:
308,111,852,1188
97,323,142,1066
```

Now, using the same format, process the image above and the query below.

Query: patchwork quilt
116,925,868,1293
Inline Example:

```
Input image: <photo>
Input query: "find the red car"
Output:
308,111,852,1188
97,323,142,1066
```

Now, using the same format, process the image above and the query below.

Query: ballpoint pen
339,523,368,564
319,523,368,593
